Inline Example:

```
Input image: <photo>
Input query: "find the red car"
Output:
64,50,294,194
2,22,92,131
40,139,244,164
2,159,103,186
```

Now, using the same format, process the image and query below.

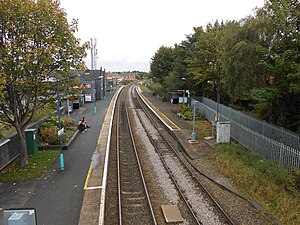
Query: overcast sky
60,0,265,72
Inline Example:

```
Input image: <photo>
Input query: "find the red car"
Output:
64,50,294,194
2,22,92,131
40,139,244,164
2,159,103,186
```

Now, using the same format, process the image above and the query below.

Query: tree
187,22,225,87
0,0,88,166
183,22,226,100
254,0,300,131
150,46,175,84
221,18,268,102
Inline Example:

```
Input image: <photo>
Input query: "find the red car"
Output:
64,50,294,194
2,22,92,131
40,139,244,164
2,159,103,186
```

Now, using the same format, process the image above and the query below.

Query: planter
38,129,79,150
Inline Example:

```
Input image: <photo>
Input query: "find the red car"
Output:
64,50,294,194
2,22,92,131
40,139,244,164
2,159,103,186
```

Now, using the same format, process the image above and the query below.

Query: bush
172,104,205,120
39,127,59,145
38,116,76,145
62,116,75,128
40,116,64,129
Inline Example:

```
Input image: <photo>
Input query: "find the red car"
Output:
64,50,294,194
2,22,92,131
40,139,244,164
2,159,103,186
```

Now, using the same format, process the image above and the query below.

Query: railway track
88,83,276,225
134,85,236,225
105,86,156,225
105,84,236,224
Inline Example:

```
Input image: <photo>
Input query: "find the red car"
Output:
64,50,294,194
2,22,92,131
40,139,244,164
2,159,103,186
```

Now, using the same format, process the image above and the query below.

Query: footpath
0,88,118,225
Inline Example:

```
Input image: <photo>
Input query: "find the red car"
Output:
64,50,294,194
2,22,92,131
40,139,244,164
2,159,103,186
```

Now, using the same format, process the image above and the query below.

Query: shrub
38,116,76,145
62,116,75,127
39,127,59,145
40,116,64,129
172,104,205,120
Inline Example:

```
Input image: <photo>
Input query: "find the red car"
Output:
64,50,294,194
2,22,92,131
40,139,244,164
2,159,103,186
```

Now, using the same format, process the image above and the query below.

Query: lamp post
207,81,221,123
93,88,96,115
207,81,222,139
191,100,197,142
182,77,186,104
57,86,64,171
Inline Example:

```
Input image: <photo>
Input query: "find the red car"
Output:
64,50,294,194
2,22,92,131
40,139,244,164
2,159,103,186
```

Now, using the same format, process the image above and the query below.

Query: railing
195,98,300,171
202,97,300,151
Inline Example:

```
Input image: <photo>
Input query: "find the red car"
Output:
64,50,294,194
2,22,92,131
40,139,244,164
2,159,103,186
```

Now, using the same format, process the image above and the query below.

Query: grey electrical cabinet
216,121,230,143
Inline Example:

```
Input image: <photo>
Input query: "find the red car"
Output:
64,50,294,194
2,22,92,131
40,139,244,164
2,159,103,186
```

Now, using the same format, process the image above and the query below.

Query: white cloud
60,0,265,72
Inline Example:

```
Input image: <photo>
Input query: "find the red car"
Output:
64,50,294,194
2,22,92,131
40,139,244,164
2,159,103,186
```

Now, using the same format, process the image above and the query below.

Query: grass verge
208,143,299,225
0,150,59,181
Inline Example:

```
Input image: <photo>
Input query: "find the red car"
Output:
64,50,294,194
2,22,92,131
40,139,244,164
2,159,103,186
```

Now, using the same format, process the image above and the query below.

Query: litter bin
25,128,38,155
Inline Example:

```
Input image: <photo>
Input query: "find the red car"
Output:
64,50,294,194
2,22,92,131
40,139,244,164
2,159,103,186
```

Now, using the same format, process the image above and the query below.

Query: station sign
58,128,64,137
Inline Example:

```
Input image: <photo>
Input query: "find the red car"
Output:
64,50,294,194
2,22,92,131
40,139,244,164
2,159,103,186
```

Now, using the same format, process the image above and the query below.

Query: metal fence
195,98,300,170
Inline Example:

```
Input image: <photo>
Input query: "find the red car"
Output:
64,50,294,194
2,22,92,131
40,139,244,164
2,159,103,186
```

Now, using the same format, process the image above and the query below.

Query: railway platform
0,89,118,225
0,84,241,225
79,85,240,225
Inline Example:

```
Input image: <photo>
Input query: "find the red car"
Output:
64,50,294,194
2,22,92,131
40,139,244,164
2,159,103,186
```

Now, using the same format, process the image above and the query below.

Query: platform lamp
93,88,96,115
57,85,64,171
207,80,222,139
191,100,197,142
207,80,221,123
182,77,186,104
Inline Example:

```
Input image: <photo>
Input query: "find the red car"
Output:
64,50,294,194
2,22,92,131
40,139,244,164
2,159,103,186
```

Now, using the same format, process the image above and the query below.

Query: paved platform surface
0,89,118,225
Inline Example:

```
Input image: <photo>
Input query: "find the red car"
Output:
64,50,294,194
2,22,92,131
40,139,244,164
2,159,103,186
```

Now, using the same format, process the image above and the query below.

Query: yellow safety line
142,93,181,130
83,164,92,190
158,110,181,130
97,124,104,146
84,120,104,190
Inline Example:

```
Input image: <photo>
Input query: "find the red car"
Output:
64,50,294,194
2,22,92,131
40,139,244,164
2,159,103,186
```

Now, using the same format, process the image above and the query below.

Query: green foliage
40,116,63,129
254,102,270,120
38,116,76,145
188,22,225,85
149,0,300,133
150,46,175,84
172,104,205,120
0,0,88,166
31,103,56,122
210,143,299,225
121,80,133,85
0,150,59,181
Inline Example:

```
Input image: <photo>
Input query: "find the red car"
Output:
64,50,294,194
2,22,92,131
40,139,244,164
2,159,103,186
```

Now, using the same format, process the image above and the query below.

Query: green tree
221,18,268,102
150,46,174,84
255,0,300,131
162,43,190,94
0,0,88,166
187,22,225,89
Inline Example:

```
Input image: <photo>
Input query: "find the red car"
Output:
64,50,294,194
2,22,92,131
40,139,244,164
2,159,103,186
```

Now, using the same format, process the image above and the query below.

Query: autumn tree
0,0,88,166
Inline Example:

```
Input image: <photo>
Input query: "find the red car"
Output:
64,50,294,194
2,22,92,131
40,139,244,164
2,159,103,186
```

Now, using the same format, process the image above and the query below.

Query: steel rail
116,85,157,225
116,93,122,225
134,85,236,225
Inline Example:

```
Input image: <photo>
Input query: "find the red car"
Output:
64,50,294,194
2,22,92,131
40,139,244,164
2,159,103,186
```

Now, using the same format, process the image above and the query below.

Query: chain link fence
195,97,300,170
